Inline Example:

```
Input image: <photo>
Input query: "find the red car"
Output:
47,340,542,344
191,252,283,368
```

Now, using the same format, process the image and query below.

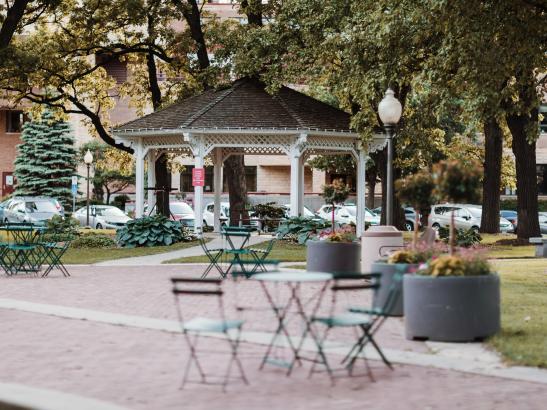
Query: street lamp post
83,150,94,227
378,88,402,226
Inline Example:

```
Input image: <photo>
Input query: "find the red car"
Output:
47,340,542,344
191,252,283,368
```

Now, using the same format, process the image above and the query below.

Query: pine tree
14,110,77,207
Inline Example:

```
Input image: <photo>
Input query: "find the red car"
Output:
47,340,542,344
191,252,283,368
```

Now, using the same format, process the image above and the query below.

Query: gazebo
112,78,377,234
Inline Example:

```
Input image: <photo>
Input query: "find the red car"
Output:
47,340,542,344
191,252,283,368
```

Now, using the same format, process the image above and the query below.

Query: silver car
429,204,514,233
2,197,63,225
74,205,131,229
539,212,547,234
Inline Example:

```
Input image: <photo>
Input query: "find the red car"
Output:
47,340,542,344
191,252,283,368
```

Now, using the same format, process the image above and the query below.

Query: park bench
529,237,547,257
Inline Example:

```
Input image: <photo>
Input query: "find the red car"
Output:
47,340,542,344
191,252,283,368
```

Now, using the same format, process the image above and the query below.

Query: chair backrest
327,273,380,316
230,260,280,279
171,278,225,323
376,272,403,316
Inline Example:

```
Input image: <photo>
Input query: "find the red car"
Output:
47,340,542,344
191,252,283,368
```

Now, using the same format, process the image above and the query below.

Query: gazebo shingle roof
115,78,352,133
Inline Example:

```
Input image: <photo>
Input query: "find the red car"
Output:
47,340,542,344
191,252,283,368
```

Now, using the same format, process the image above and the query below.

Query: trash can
361,226,403,273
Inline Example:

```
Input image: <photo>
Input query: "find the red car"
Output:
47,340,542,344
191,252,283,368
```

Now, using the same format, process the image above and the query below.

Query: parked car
500,210,518,232
170,201,195,228
334,205,381,227
429,204,514,233
0,198,13,224
74,205,131,229
2,196,63,225
281,204,316,219
316,204,338,220
539,212,547,234
371,206,419,231
203,202,229,227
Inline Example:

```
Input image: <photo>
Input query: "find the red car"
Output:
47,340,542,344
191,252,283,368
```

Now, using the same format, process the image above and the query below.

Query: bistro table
251,271,333,375
0,224,47,275
221,227,258,275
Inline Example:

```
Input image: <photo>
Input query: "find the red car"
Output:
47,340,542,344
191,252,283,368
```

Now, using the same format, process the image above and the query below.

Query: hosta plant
276,217,330,244
117,215,196,248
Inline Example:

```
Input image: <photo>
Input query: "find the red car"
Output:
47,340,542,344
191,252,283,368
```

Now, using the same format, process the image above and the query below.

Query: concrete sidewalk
94,233,273,266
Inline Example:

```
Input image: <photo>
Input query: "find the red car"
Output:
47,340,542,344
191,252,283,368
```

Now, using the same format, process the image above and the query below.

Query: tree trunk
175,0,210,73
507,110,541,239
480,117,503,233
155,153,171,217
224,156,248,226
365,164,377,209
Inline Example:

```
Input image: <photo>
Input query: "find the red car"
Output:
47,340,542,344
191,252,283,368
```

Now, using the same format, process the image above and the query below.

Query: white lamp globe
378,88,402,126
84,150,94,165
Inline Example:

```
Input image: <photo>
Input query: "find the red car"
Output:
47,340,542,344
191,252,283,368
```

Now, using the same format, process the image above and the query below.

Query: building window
5,110,26,133
540,104,547,133
96,54,127,84
180,165,257,192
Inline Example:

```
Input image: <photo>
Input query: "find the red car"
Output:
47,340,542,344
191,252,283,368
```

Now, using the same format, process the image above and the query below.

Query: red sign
192,167,205,187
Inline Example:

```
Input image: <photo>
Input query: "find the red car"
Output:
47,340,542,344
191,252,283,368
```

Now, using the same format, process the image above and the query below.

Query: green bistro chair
309,272,402,383
247,237,277,273
39,233,73,277
199,235,225,278
171,278,248,391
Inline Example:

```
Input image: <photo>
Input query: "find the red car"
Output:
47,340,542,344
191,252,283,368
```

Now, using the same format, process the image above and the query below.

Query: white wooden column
289,134,307,217
356,149,368,236
213,148,223,232
135,138,145,218
147,149,156,215
186,133,204,234
298,156,305,216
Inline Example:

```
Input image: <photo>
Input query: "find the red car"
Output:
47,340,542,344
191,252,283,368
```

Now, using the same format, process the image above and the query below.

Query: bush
500,198,547,212
438,226,482,248
45,215,80,240
250,202,286,231
277,217,330,244
112,194,130,211
71,233,117,249
116,215,196,248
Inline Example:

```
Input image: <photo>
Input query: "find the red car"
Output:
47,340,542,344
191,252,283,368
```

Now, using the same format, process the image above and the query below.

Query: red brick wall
0,110,20,175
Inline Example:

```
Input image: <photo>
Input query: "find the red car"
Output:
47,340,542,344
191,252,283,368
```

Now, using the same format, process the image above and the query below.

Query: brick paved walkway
1,266,546,409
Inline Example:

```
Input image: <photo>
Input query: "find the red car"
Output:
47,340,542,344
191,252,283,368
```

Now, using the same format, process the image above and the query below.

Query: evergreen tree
14,110,77,206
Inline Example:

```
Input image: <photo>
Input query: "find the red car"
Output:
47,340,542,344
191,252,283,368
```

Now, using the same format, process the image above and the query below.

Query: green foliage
71,233,117,249
501,199,547,213
250,202,286,219
433,160,482,204
14,110,77,207
45,215,80,240
112,194,130,211
395,171,436,214
322,179,350,205
116,215,196,248
308,155,355,175
438,227,482,248
276,217,330,244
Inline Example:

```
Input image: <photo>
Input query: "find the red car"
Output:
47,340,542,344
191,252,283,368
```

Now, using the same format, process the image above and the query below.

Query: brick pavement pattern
1,266,546,409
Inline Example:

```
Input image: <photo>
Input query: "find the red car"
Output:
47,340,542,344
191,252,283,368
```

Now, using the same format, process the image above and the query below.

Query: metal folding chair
39,236,72,277
309,272,402,383
247,237,277,273
171,278,248,391
199,236,225,278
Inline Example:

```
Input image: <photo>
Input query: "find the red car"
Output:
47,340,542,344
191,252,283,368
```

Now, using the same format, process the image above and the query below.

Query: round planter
306,241,361,274
371,262,418,317
404,274,500,342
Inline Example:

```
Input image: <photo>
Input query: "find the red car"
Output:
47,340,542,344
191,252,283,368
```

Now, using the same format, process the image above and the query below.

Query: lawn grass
62,240,201,264
488,259,547,368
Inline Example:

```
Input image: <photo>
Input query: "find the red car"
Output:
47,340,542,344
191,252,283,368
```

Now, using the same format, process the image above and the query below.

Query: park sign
71,175,78,195
192,168,205,187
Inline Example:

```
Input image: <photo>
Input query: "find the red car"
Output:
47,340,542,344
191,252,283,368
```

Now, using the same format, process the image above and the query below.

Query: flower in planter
418,248,491,277
313,225,357,243
387,241,446,265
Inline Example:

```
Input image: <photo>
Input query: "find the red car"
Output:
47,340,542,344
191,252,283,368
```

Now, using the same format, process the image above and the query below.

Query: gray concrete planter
306,241,360,274
404,274,500,342
371,262,418,317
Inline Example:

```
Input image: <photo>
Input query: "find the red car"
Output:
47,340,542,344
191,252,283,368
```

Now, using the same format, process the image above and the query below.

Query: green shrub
250,202,286,231
45,215,80,240
71,233,117,249
116,215,196,248
277,217,330,244
112,194,130,211
438,226,482,248
500,199,547,212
